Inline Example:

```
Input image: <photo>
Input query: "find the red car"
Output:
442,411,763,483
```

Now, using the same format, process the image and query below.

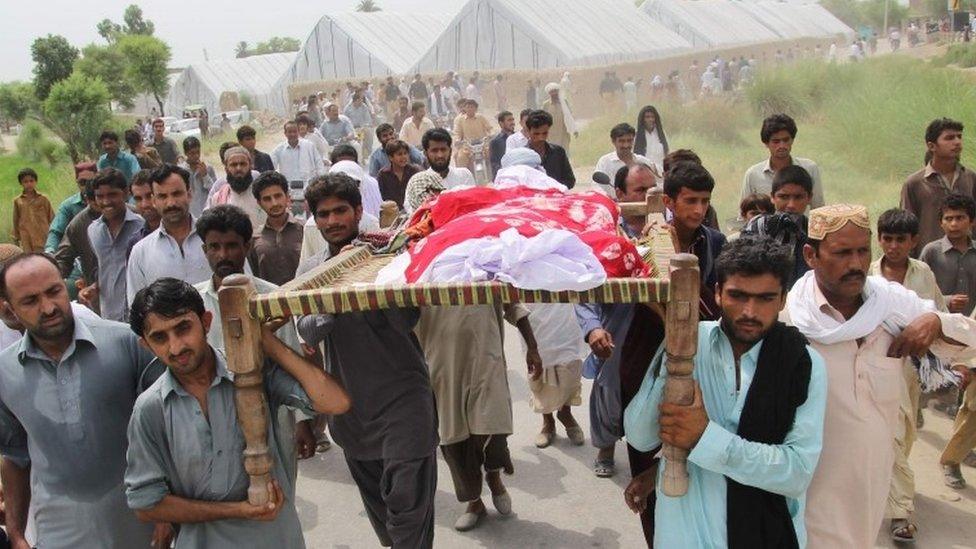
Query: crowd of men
3,60,976,549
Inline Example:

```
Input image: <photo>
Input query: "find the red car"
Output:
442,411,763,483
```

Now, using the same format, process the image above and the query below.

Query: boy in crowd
12,167,53,253
869,208,947,542
249,172,305,286
742,165,813,288
741,114,824,210
920,193,976,316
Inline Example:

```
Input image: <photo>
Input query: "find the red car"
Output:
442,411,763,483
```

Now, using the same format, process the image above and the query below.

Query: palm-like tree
234,41,249,58
355,0,382,12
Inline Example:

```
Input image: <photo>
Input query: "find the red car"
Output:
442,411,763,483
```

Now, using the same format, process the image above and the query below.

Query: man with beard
295,174,439,548
404,129,475,213
0,253,169,549
784,204,976,547
488,111,515,177
206,146,266,229
626,237,827,548
127,165,212,305
124,278,349,548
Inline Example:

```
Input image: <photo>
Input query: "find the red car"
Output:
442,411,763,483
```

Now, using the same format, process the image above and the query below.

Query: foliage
238,91,256,109
40,73,112,163
933,42,976,67
15,121,66,167
355,0,382,12
0,82,37,126
235,37,301,58
30,35,79,100
118,35,171,115
98,4,155,43
75,44,137,110
821,0,909,30
0,154,77,242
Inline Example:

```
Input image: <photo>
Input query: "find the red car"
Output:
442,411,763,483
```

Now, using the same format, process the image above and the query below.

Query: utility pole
883,0,889,36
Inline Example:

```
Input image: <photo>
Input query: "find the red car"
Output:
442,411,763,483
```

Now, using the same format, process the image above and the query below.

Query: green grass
933,43,976,68
0,154,77,243
573,56,976,229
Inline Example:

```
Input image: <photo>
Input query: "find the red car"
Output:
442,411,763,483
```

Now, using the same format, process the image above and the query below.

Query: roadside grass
573,56,976,230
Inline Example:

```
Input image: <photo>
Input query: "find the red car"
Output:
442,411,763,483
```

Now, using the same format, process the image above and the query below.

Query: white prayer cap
330,160,365,183
500,147,542,169
544,82,560,93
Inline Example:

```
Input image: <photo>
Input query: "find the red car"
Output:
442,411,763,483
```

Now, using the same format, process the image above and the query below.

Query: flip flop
890,519,917,543
594,458,615,478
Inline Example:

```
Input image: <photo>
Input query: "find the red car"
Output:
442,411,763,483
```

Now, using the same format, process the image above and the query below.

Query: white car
166,118,201,141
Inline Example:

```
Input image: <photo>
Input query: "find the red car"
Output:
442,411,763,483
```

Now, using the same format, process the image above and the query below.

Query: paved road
295,323,976,548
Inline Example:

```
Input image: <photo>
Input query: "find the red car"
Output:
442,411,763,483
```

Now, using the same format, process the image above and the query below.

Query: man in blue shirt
367,123,425,177
96,130,141,183
624,237,827,548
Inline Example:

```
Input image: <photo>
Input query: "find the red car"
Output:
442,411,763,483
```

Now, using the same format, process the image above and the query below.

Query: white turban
544,82,560,93
500,147,542,169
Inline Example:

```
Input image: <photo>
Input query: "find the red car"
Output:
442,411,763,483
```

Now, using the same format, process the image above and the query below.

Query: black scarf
726,321,811,549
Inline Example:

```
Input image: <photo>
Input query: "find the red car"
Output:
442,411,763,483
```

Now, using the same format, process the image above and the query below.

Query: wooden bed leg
218,274,272,506
661,253,700,497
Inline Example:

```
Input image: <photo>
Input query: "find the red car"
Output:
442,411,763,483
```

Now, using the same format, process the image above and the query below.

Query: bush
934,43,976,68
16,121,66,167
665,97,750,145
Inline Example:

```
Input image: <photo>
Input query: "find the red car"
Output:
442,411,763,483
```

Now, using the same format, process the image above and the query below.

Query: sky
0,0,460,81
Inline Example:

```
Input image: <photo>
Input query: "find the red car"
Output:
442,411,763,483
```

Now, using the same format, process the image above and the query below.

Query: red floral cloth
403,186,648,283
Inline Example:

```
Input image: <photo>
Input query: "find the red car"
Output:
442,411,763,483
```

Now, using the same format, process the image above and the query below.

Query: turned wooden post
218,274,272,506
661,253,700,497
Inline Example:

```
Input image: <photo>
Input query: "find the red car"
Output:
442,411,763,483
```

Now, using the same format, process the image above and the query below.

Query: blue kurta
624,321,827,549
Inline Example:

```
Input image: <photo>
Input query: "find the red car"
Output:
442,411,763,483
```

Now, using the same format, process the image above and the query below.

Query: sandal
565,425,585,446
890,518,917,543
943,463,966,489
594,458,616,478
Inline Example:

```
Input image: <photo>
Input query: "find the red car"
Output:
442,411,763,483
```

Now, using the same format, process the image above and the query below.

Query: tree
75,44,136,110
236,37,301,57
122,5,155,36
97,18,122,43
31,35,79,100
355,0,382,12
41,73,112,162
0,82,37,130
118,35,171,115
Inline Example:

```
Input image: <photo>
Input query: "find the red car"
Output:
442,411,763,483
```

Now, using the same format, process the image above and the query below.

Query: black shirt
488,131,511,176
253,149,275,173
537,142,575,189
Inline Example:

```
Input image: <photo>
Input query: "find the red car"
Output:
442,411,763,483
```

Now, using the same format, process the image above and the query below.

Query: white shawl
786,271,936,345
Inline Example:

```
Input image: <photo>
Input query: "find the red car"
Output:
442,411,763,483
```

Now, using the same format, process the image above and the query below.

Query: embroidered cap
807,204,871,240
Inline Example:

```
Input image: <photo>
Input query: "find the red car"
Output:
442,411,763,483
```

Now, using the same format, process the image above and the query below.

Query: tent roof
490,0,690,65
640,0,782,49
735,1,855,40
319,12,454,75
184,52,297,96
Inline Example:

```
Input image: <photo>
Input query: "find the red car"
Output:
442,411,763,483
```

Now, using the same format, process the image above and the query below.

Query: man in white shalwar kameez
783,204,976,548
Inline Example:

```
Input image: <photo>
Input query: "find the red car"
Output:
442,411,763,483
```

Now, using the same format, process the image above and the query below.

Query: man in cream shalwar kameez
541,83,576,150
415,303,541,532
783,204,976,548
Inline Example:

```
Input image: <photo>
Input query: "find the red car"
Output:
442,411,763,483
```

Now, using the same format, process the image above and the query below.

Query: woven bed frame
217,188,701,506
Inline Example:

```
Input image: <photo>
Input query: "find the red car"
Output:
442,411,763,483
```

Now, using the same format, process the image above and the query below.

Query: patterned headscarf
405,170,446,213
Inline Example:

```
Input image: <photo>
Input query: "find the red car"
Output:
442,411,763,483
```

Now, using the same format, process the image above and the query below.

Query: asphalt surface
295,324,976,548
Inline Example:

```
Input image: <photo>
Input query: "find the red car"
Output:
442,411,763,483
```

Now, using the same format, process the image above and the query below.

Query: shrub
16,121,66,167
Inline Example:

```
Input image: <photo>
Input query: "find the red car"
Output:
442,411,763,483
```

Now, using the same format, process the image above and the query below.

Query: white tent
266,12,453,113
736,1,855,42
411,0,692,73
640,0,783,49
163,52,296,116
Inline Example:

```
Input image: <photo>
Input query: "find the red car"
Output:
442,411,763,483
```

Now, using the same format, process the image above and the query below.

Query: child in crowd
11,167,54,253
868,208,946,543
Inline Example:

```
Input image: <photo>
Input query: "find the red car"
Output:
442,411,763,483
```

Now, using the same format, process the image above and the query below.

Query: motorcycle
458,138,490,185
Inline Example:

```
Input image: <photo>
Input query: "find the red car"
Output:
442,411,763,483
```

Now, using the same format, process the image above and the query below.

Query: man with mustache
740,114,824,211
783,204,976,548
248,172,304,286
404,129,474,213
127,165,212,306
0,252,168,549
205,146,265,230
191,204,317,463
624,237,827,548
